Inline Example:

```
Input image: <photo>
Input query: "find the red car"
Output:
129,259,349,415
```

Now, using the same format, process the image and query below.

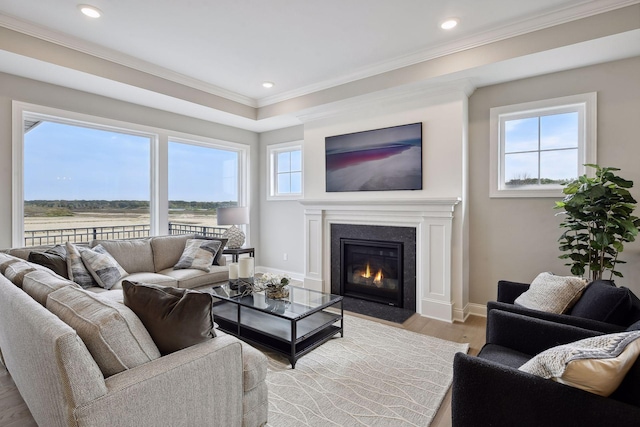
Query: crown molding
0,13,258,108
295,79,476,124
257,0,640,107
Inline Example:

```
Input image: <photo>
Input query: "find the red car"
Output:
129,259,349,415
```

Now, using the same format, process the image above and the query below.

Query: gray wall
0,71,259,248
468,56,640,305
257,125,305,276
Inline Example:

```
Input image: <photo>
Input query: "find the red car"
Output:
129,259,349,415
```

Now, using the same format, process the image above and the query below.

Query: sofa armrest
487,300,625,334
496,280,530,303
74,335,245,427
486,309,604,356
452,352,640,427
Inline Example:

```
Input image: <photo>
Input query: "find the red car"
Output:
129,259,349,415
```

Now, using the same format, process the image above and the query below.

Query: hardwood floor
0,313,486,427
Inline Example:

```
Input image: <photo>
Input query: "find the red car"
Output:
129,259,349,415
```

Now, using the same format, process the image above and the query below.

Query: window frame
489,92,597,198
267,140,303,200
12,101,249,247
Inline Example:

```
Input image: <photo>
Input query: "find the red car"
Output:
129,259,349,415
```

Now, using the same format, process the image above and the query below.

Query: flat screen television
325,122,423,192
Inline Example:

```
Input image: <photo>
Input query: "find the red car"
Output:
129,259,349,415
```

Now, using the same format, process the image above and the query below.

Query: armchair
452,309,640,427
488,279,638,333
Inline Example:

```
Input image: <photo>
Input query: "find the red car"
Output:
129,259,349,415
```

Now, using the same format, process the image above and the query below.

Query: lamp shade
217,207,249,225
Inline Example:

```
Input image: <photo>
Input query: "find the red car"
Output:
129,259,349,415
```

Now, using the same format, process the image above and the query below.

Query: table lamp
217,206,249,248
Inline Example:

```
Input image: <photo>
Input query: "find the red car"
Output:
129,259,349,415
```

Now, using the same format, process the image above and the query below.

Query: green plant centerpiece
555,164,640,281
256,273,291,299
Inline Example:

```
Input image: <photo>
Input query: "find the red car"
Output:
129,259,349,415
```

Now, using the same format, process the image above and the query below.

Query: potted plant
256,273,291,299
555,164,640,281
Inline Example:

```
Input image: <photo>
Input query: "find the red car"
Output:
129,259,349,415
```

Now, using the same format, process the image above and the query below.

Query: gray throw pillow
65,242,98,289
173,238,222,272
28,245,69,279
514,272,587,314
80,244,128,290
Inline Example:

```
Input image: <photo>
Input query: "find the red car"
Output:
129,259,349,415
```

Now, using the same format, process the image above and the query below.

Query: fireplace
341,239,403,307
331,224,416,322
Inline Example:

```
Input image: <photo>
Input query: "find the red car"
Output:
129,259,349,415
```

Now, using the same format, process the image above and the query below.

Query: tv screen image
325,122,423,192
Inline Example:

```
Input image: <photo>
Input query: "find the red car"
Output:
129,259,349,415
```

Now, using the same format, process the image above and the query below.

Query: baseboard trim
467,303,487,317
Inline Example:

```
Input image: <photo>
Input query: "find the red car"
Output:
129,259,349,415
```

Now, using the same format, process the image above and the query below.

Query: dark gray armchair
487,279,640,333
452,309,640,427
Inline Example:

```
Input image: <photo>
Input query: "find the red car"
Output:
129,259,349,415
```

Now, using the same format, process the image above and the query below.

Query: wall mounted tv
325,122,423,192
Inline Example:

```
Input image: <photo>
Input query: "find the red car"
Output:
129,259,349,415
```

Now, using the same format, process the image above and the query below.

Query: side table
223,247,255,262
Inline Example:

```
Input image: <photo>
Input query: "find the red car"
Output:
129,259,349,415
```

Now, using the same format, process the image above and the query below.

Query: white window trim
12,101,249,247
489,92,597,198
267,140,303,201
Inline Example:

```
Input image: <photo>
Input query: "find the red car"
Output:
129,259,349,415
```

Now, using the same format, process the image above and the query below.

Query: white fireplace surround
299,198,461,322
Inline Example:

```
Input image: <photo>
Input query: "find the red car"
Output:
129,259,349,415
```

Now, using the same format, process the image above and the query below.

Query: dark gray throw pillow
28,245,69,279
122,280,216,355
569,280,634,326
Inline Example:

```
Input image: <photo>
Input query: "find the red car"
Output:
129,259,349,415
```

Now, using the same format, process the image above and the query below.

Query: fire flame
361,263,384,286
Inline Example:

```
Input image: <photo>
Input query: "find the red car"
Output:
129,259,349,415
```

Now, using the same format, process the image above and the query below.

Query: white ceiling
0,0,639,131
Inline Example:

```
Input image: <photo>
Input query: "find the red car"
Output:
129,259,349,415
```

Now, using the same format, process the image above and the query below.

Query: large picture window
13,102,248,247
490,93,596,198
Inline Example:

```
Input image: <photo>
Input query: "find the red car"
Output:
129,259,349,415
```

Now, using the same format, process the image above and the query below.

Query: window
168,139,241,236
490,93,596,198
13,102,249,247
268,141,302,199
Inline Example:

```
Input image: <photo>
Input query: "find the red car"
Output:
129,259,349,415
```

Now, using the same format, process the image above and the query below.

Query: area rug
264,315,469,427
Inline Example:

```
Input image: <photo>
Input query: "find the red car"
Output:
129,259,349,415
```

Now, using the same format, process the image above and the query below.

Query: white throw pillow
519,331,640,396
514,272,587,314
173,239,222,272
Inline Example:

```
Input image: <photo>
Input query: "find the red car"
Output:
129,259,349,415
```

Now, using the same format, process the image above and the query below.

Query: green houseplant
555,164,640,281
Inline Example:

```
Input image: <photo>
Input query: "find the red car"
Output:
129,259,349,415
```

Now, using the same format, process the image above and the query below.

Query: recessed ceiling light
78,4,102,18
262,81,275,89
440,18,459,30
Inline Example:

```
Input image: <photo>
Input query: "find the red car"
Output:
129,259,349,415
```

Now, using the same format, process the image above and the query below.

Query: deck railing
23,223,226,247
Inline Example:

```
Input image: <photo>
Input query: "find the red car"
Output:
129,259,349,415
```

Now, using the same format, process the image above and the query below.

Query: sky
504,112,578,182
24,121,239,202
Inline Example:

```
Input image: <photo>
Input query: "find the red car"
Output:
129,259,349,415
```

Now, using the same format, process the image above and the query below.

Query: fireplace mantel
299,198,461,322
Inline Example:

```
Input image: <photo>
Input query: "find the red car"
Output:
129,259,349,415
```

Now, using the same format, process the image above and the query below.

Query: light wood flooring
0,312,486,427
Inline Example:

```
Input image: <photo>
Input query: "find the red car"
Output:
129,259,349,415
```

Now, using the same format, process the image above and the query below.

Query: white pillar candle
238,257,254,278
229,262,239,280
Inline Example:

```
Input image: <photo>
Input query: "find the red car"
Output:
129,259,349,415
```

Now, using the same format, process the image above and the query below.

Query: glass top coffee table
209,282,343,368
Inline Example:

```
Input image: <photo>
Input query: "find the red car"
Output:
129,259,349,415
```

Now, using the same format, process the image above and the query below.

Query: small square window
490,93,596,198
268,141,303,200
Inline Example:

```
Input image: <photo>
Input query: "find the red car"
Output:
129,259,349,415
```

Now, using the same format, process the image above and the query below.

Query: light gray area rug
265,315,469,427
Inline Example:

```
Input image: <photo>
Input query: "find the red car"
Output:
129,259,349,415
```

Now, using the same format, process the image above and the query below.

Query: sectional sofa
0,234,268,427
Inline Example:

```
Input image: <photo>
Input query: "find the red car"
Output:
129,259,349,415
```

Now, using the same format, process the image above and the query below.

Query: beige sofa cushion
158,265,229,289
91,238,155,274
3,261,38,288
23,269,81,305
47,286,161,377
150,234,195,272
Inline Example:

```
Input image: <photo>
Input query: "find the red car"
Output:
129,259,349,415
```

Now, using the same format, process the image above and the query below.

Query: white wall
0,72,259,248
257,125,305,276
468,56,640,305
295,87,470,316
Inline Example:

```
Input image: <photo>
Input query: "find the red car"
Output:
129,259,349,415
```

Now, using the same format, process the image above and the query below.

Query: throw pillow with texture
195,235,228,265
28,245,69,279
514,272,587,314
122,280,216,355
173,238,222,272
46,286,161,377
519,331,640,396
65,242,97,289
80,244,128,290
569,280,636,326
